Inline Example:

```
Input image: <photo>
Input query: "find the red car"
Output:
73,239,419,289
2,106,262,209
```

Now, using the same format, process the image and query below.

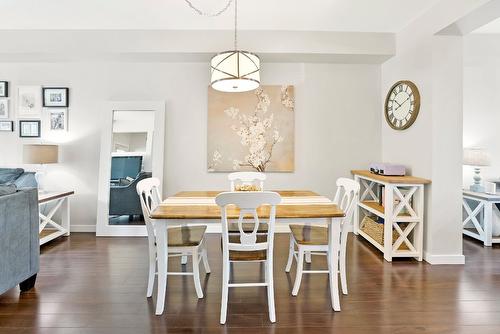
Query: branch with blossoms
225,88,284,172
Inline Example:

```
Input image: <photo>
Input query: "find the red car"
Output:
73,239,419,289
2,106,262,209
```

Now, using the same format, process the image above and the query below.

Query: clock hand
393,100,401,108
394,97,411,111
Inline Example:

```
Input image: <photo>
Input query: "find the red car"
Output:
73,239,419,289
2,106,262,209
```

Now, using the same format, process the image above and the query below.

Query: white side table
39,191,74,245
462,190,500,246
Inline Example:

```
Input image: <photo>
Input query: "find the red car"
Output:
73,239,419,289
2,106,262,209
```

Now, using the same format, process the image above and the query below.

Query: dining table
149,190,345,315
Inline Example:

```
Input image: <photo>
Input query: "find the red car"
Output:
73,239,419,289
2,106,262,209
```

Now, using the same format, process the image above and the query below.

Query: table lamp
23,144,59,192
463,148,490,192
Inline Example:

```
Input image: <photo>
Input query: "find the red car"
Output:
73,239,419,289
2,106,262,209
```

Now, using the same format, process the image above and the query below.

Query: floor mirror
96,101,165,236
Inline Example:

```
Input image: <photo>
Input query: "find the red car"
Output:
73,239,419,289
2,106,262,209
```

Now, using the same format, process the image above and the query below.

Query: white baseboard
424,252,465,265
71,224,97,233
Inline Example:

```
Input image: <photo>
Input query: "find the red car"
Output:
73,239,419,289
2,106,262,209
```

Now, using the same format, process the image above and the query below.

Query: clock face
385,80,420,130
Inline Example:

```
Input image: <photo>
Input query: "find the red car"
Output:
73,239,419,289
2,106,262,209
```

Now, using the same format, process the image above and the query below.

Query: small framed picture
18,86,42,118
0,120,13,132
43,87,69,107
19,120,41,138
0,99,8,119
0,82,8,97
49,108,68,131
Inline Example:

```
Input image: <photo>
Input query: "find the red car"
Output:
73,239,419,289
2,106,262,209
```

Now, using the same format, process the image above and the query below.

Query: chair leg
181,254,188,265
202,243,211,274
340,232,349,295
285,235,294,273
292,248,304,296
266,259,276,323
192,249,203,298
146,248,156,298
220,256,229,324
305,251,312,264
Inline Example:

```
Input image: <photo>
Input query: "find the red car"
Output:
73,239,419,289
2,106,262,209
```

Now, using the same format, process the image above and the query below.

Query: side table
39,191,75,245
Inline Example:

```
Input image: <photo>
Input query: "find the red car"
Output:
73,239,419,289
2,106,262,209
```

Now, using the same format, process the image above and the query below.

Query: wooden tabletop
351,170,431,185
150,190,344,220
38,190,75,204
463,190,500,201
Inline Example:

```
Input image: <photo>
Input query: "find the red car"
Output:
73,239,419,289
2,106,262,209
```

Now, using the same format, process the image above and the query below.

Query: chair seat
290,224,328,245
228,235,267,261
228,222,268,233
167,225,207,247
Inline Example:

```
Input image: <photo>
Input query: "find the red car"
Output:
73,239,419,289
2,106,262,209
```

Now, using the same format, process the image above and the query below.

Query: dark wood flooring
1,233,500,333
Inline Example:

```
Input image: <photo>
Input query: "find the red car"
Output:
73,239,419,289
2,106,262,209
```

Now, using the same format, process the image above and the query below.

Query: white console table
462,190,500,246
352,170,431,262
39,191,74,245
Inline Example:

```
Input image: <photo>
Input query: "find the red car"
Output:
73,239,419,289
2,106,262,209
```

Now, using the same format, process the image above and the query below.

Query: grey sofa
109,171,151,216
0,187,39,294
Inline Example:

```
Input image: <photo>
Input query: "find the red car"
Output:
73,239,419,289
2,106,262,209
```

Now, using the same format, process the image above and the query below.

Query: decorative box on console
369,163,406,176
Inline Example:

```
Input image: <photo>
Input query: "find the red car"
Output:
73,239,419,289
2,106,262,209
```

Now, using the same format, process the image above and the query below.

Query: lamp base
470,184,485,193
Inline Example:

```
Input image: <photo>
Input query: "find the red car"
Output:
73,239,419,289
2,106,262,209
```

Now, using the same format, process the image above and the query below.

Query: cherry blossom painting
208,85,294,172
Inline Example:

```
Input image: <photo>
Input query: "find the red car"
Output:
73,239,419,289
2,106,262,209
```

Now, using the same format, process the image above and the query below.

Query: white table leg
353,175,360,235
383,185,394,262
328,217,341,311
484,202,493,247
62,197,70,236
155,220,168,315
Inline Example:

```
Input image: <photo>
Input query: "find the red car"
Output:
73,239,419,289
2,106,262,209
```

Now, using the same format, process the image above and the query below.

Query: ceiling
0,0,440,32
474,17,500,33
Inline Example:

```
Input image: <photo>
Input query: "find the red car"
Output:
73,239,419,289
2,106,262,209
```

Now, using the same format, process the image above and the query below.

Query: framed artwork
49,108,68,131
43,87,69,107
19,120,41,138
0,121,13,132
0,99,8,119
207,85,295,172
0,81,8,97
18,86,42,118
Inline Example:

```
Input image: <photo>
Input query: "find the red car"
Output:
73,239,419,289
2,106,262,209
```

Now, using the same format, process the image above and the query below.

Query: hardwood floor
1,233,500,333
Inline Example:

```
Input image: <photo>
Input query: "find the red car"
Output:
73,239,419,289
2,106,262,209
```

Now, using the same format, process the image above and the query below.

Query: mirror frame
96,101,165,236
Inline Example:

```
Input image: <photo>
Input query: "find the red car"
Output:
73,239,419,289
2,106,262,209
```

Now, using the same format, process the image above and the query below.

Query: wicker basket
360,216,409,251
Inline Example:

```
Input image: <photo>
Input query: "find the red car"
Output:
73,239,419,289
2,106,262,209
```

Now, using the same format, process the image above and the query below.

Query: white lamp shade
463,148,490,167
23,144,59,164
210,50,260,92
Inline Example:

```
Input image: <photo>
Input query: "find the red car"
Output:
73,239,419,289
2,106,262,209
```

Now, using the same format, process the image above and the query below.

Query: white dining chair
228,172,266,191
215,191,282,324
227,172,268,234
285,178,359,297
136,178,211,299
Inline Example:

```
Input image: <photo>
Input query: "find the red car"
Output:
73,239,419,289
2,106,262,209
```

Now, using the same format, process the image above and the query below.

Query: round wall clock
384,80,420,130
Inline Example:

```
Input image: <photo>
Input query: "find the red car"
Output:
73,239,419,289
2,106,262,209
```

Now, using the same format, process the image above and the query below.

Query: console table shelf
352,170,431,262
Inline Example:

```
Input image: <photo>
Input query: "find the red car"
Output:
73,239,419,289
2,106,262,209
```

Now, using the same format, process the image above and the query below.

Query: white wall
380,0,489,264
463,34,500,186
0,62,381,229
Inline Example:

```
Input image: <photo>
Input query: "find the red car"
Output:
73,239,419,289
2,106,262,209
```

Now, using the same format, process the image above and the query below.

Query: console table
352,170,431,262
462,190,500,246
39,191,74,245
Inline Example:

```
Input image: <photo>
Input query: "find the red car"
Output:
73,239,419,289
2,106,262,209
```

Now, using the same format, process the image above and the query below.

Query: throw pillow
0,168,24,184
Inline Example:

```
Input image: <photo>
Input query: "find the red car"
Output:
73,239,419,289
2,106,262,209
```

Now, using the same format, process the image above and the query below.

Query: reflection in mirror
109,110,155,226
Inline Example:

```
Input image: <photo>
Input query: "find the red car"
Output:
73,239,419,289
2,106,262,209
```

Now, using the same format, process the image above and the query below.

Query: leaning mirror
96,102,165,236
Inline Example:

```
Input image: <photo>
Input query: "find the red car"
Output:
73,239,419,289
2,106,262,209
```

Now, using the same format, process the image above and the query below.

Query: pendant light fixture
210,0,260,92
185,0,260,92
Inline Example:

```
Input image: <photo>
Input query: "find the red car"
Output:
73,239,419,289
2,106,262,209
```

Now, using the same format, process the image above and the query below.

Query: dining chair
285,178,359,297
227,172,268,235
215,191,282,324
136,178,211,299
228,171,266,191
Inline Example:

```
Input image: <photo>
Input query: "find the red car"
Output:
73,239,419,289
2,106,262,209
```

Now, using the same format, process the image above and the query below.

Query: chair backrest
215,191,281,258
228,172,266,191
136,177,162,244
332,178,360,228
